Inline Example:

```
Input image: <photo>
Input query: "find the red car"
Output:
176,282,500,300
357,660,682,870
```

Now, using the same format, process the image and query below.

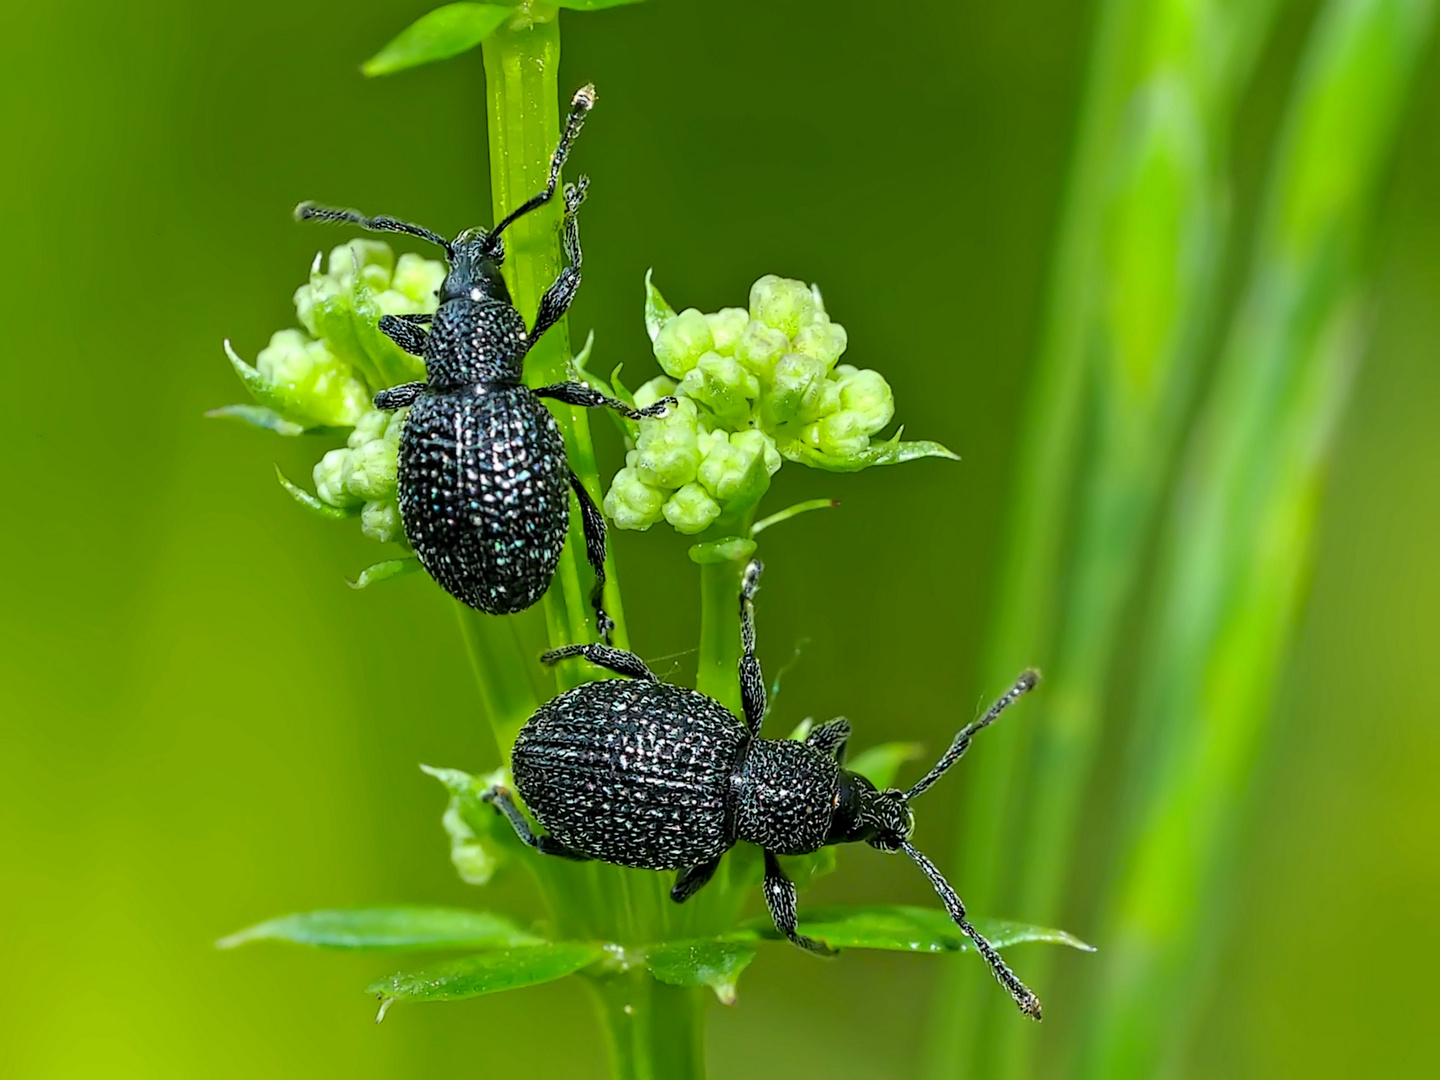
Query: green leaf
348,557,421,590
783,429,961,473
645,939,756,1005
363,4,514,77
739,905,1095,955
687,537,757,565
421,764,528,883
643,269,677,343
555,0,648,10
846,742,925,789
751,498,840,536
368,942,605,1019
217,907,542,951
275,466,359,520
205,403,308,437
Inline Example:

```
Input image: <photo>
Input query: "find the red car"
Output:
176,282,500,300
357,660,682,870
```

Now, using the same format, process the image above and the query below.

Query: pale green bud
326,239,395,293
360,500,405,545
749,274,816,339
765,352,831,426
678,352,760,429
314,448,362,508
653,307,714,378
633,376,678,412
802,410,870,461
345,436,398,501
604,467,668,530
255,329,370,428
734,429,782,477
633,398,701,488
698,429,775,504
662,482,722,534
734,320,790,380
837,367,896,435
793,314,849,368
705,308,750,356
347,408,390,448
388,251,446,307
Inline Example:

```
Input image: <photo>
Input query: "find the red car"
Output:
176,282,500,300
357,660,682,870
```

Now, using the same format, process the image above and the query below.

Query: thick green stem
475,14,695,1078
455,604,543,759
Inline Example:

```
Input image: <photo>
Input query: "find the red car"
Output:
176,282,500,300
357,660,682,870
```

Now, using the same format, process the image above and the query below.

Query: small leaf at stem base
367,942,605,1016
645,939,757,1004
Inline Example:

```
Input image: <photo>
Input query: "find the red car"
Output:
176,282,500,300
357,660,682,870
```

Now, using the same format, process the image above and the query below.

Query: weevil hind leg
480,785,593,862
671,857,722,904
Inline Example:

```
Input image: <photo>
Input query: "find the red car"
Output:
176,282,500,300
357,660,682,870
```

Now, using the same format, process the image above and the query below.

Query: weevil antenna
487,84,596,245
902,841,1042,1020
905,669,1039,801
294,202,454,258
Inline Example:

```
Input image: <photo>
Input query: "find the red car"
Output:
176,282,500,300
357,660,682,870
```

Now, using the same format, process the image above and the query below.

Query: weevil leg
534,382,675,421
373,381,426,411
481,785,593,862
762,850,835,956
671,857,723,904
489,87,594,242
378,313,430,356
739,560,767,734
540,643,657,682
805,718,852,763
529,179,588,344
565,471,616,644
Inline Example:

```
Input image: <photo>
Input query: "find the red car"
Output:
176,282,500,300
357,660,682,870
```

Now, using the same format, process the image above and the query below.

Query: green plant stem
476,13,701,1078
1081,2,1435,1074
455,604,542,759
696,556,746,721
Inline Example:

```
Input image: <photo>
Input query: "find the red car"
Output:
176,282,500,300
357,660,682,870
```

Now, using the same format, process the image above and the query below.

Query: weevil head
826,769,915,851
442,228,511,306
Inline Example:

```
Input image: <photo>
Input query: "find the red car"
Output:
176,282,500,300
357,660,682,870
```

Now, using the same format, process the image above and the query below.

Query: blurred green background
2,1,1436,1077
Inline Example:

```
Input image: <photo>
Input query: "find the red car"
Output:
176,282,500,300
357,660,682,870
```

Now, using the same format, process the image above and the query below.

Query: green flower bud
749,274,816,339
388,251,446,307
327,239,395,293
705,308,750,356
765,352,831,426
697,429,776,504
734,320,791,381
803,410,870,461
662,482,722,534
793,314,849,368
634,376,678,412
255,329,370,428
361,500,405,545
314,448,362,508
678,352,760,429
837,367,896,435
345,436,398,501
653,307,714,378
604,467,668,530
347,408,390,448
633,398,701,488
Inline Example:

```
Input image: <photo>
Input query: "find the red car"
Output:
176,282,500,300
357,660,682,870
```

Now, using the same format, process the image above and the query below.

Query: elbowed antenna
905,668,1040,801
903,841,1043,1019
293,202,454,258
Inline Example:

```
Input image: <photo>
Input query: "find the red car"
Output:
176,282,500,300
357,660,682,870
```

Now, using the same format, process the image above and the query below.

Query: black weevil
295,87,669,639
483,560,1045,1019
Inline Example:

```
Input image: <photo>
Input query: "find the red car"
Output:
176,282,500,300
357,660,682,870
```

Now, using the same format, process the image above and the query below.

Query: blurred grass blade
844,741,925,789
645,939,756,1004
554,0,647,10
1081,1,1436,1075
363,4,514,77
368,942,604,1019
740,906,1094,955
217,907,542,951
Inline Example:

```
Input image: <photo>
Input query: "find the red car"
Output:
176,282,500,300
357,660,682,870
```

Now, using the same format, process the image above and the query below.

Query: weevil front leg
762,850,835,955
739,560,767,734
377,313,431,356
805,718,852,762
541,642,656,681
530,179,588,344
533,381,676,421
481,784,593,862
565,471,616,644
374,382,426,410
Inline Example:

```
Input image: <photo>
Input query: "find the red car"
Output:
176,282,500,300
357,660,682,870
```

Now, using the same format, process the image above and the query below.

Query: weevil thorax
825,770,915,852
424,229,529,388
733,738,841,856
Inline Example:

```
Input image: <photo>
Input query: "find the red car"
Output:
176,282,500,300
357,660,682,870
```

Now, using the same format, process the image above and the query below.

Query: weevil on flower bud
483,561,1045,1020
294,86,673,641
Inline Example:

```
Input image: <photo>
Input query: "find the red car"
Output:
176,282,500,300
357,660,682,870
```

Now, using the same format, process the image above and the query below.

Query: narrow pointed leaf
555,0,647,10
275,466,358,519
738,905,1094,954
783,430,960,473
348,557,421,590
217,907,541,951
363,4,514,77
751,499,840,536
645,939,756,1005
368,942,604,1015
846,742,925,789
643,269,677,343
205,404,308,437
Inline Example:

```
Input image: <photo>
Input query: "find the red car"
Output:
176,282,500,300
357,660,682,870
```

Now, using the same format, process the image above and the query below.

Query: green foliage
363,4,514,76
217,907,541,951
369,943,606,1019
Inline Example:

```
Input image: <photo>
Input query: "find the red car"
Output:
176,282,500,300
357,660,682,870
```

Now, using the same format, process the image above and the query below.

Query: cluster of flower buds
603,273,954,534
213,240,447,550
